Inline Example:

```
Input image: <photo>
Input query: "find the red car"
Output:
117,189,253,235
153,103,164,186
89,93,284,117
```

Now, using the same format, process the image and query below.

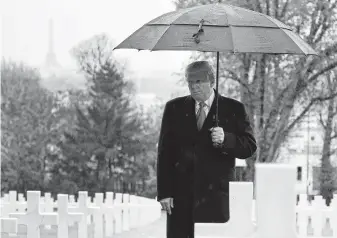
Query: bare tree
318,70,337,203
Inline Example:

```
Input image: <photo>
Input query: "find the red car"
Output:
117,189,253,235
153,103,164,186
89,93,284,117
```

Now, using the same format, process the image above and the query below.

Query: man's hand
159,197,174,215
210,127,225,146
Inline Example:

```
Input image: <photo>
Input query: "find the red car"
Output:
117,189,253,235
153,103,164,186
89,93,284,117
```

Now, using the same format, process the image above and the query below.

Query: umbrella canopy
114,3,317,55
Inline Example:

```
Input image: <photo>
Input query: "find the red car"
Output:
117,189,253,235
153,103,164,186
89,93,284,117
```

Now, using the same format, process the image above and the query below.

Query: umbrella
114,2,318,126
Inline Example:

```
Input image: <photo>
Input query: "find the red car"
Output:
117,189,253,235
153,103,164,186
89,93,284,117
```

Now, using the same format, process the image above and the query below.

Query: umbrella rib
147,23,291,29
150,25,171,51
229,26,237,53
170,4,208,25
150,6,199,50
224,5,236,53
264,14,291,30
279,28,314,55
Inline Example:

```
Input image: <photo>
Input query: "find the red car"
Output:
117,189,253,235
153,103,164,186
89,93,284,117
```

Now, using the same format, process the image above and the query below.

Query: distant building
277,114,337,195
39,18,86,92
130,75,164,111
131,92,163,123
44,18,59,70
235,113,337,195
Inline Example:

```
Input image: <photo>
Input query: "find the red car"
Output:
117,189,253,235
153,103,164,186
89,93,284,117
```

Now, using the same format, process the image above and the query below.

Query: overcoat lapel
184,96,198,134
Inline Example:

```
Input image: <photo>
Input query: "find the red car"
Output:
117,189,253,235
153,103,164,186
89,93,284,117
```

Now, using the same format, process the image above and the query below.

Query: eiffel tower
44,18,60,69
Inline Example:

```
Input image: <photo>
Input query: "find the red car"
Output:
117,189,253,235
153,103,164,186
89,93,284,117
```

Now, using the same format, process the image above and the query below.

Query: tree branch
313,1,337,45
221,67,256,96
313,17,330,45
332,133,337,140
307,1,324,45
305,42,337,76
319,112,327,130
273,0,279,18
247,0,263,13
266,0,271,15
308,60,337,84
262,69,299,132
284,94,337,136
322,41,337,57
279,0,289,18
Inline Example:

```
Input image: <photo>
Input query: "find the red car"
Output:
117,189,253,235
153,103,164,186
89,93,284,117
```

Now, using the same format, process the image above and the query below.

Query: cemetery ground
112,210,166,238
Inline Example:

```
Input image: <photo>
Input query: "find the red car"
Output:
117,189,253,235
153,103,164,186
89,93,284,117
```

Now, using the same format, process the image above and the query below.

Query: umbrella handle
192,19,205,44
215,51,220,127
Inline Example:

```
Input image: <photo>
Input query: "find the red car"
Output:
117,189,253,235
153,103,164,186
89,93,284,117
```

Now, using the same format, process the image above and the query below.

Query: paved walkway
113,211,167,238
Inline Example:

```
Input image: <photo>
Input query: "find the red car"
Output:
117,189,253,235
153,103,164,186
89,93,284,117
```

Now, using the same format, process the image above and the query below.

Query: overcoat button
195,200,200,207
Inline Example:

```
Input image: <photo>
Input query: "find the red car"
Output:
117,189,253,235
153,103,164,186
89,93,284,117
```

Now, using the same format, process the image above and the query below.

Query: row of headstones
0,191,144,216
0,191,161,238
296,194,337,236
248,193,337,231
194,164,337,238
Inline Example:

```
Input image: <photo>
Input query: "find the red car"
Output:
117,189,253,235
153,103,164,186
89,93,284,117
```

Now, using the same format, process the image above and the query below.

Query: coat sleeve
219,102,257,159
156,102,175,201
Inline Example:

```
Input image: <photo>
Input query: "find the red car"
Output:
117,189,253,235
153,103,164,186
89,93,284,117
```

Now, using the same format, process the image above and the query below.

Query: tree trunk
239,54,257,180
319,78,336,205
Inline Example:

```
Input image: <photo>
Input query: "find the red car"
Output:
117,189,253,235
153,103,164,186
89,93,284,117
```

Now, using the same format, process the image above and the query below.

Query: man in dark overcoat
156,61,257,238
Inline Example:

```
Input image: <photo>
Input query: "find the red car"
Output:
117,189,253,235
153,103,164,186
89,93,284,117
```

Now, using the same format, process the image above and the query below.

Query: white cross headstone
43,193,55,229
114,193,123,234
330,197,337,235
87,196,93,207
2,194,9,202
104,192,114,236
0,217,17,234
68,195,76,207
195,182,255,237
122,193,130,231
227,182,255,236
129,195,141,229
9,191,58,238
17,193,27,213
92,193,104,238
137,197,147,227
91,193,115,238
255,164,297,238
57,194,83,238
297,194,310,236
8,191,17,212
18,194,25,202
68,191,100,238
311,195,325,236
1,191,17,217
44,193,55,212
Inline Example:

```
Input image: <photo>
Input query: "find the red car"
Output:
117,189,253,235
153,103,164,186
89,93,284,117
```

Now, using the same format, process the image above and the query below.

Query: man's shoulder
219,95,244,108
165,95,189,106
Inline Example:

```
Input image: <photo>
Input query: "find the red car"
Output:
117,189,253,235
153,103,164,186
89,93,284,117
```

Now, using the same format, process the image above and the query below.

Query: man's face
186,72,213,102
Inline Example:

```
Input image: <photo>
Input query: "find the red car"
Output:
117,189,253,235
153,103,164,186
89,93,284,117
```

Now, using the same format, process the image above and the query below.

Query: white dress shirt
195,90,215,117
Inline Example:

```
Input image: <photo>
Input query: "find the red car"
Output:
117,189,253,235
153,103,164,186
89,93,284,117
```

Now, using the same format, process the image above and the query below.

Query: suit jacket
157,91,256,232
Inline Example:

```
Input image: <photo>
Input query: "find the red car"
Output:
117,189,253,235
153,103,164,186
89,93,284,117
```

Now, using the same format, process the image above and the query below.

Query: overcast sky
1,0,192,97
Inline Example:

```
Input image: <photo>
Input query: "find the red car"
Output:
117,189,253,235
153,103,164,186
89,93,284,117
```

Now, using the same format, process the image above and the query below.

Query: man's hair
185,60,215,85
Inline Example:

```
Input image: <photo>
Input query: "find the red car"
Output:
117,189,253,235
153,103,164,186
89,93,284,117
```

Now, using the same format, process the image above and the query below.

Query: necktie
197,102,207,130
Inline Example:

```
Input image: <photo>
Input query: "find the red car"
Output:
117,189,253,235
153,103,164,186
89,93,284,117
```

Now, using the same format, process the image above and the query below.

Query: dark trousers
166,196,194,238
166,162,195,238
